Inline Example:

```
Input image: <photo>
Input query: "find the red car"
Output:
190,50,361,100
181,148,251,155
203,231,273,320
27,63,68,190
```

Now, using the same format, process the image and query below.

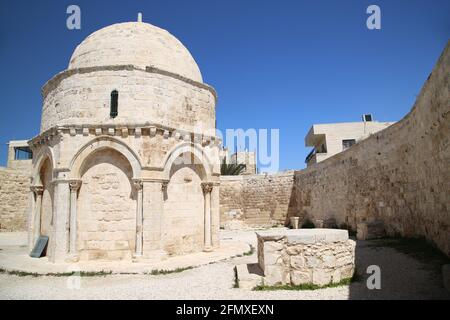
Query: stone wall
219,43,449,257
219,171,296,228
256,229,355,286
0,167,30,231
292,43,449,256
41,67,216,135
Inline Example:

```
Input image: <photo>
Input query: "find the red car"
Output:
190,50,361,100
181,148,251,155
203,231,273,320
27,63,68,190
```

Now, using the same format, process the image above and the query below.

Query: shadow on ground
349,238,450,300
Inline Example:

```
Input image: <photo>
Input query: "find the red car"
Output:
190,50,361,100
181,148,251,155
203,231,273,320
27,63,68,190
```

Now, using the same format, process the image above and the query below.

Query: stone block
235,264,263,289
312,269,332,286
291,270,311,285
331,269,342,284
255,229,355,289
290,255,305,269
264,265,284,286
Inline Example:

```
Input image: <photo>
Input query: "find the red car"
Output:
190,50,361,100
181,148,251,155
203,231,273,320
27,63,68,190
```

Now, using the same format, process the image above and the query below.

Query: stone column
211,182,220,248
202,182,213,252
30,185,44,246
141,180,169,260
50,180,70,262
69,180,81,257
133,179,144,258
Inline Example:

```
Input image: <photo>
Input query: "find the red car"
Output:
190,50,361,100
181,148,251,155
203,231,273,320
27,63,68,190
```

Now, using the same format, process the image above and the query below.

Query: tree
220,158,246,176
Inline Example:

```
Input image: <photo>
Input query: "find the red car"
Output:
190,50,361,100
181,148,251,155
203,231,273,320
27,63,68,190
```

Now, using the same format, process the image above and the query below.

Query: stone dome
68,22,203,82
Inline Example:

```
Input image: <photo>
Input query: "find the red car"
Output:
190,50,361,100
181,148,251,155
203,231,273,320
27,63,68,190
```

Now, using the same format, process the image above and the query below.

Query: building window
110,90,118,118
317,143,327,153
342,139,356,150
14,147,33,160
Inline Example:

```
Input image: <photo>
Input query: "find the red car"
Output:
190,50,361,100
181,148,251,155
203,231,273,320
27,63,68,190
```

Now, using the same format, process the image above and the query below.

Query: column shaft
202,183,213,251
69,180,81,256
134,179,144,257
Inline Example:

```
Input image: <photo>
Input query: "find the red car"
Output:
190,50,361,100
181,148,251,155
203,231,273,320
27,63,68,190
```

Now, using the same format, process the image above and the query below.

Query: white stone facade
27,21,221,263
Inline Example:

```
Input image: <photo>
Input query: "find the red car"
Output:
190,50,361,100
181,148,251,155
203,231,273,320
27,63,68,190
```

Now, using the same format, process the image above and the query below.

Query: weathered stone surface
10,21,222,263
220,172,296,228
235,264,263,289
0,168,30,231
257,229,355,287
220,44,450,257
291,270,311,285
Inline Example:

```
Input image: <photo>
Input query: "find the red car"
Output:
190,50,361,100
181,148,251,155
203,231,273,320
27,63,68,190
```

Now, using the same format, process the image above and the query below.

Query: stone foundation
256,229,355,286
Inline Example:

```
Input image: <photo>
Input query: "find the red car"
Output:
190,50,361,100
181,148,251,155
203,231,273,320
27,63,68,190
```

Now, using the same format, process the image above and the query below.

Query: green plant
0,268,112,277
253,276,355,291
148,266,194,275
220,158,246,176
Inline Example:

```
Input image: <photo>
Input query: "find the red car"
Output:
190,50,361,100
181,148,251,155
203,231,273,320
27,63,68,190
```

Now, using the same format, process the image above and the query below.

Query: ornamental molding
28,123,222,149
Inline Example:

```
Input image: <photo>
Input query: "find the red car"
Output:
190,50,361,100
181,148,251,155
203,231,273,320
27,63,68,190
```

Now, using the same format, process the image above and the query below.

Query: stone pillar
69,180,81,257
141,180,169,261
50,180,70,262
30,185,43,246
211,182,220,248
202,182,213,252
27,188,35,250
133,179,144,258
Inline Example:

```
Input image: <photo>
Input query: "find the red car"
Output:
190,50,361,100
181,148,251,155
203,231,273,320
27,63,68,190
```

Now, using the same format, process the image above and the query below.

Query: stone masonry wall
257,229,355,286
219,172,296,228
219,43,449,256
0,167,30,231
292,43,449,256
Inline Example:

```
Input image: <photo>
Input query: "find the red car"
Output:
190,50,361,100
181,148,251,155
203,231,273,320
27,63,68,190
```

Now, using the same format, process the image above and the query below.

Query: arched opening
37,157,54,257
39,158,53,237
162,153,206,255
76,148,136,261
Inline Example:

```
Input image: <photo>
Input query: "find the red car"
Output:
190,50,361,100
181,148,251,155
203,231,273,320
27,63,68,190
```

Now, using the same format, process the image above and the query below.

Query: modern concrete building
6,140,33,171
305,115,395,166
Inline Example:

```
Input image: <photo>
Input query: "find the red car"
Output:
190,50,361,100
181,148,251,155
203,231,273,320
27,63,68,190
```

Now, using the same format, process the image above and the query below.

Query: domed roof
68,22,203,82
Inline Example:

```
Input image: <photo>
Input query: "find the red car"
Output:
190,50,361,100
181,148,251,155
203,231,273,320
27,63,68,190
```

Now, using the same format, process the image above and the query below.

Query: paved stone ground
0,229,449,300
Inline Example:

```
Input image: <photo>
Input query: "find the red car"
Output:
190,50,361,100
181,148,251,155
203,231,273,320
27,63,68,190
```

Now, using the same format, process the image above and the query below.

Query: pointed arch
69,137,142,180
162,142,212,181
31,145,55,186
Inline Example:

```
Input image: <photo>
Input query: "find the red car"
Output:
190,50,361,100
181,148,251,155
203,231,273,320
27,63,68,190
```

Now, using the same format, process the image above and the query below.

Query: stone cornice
41,64,218,104
28,123,222,149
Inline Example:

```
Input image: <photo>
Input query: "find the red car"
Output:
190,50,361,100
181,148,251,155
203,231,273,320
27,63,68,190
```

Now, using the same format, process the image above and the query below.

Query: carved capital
201,182,213,195
161,181,169,192
30,185,44,196
69,180,82,191
132,179,143,191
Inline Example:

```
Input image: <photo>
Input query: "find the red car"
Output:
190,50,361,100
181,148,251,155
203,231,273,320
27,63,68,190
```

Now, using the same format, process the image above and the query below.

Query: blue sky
0,0,448,170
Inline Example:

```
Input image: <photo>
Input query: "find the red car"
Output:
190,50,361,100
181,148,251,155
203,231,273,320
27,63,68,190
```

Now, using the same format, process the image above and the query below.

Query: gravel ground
0,230,449,300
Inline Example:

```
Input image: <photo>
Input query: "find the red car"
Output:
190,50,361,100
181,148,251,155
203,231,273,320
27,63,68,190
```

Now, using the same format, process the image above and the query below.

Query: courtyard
0,229,448,300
